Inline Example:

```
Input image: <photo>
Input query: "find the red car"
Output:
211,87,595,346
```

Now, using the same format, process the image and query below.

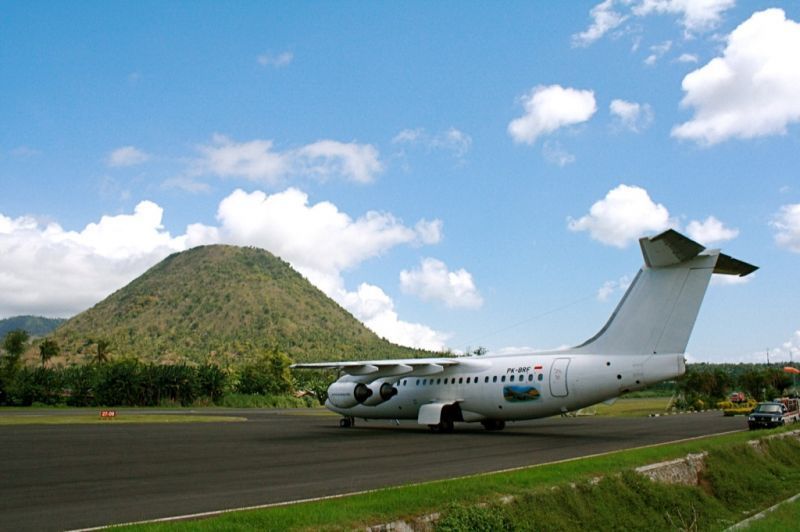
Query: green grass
119,427,800,531
579,396,674,416
0,414,246,425
742,496,800,531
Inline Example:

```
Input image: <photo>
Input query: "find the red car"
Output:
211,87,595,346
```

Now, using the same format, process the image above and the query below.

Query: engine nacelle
327,381,373,408
326,380,398,408
361,381,399,406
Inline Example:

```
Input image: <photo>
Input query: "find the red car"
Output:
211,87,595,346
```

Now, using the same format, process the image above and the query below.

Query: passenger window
501,376,506,382
538,374,543,381
492,376,497,383
459,377,463,384
466,377,471,384
416,379,419,386
437,378,441,385
510,375,515,382
484,376,489,383
528,374,533,382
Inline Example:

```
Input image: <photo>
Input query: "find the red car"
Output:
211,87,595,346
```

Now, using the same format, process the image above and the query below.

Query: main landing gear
339,416,355,428
481,419,506,431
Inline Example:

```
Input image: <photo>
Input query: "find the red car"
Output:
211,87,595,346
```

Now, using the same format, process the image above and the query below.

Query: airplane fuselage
325,352,685,424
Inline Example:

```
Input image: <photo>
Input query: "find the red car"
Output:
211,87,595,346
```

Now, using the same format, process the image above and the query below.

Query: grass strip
739,496,800,531
0,414,246,425
119,427,800,531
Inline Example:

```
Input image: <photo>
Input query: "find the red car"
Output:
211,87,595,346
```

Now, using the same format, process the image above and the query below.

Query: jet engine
326,380,398,408
361,381,398,406
327,381,372,408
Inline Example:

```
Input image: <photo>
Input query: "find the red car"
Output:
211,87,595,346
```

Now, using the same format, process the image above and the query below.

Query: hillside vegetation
51,245,430,366
0,316,65,340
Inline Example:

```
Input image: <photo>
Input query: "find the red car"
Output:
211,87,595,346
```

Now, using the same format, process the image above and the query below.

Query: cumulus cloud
567,184,673,247
107,146,150,167
633,0,735,34
686,216,739,245
191,188,449,349
343,283,450,350
0,189,448,350
508,85,597,145
672,9,800,145
610,99,654,132
0,203,184,317
572,0,628,47
195,134,383,184
772,203,800,253
400,258,483,309
257,51,294,68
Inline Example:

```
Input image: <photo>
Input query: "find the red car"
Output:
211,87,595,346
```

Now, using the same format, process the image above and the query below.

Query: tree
95,339,112,364
39,339,60,367
2,329,30,370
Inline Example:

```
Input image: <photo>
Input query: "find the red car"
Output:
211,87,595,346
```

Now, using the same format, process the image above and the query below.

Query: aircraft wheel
339,417,354,428
481,419,506,431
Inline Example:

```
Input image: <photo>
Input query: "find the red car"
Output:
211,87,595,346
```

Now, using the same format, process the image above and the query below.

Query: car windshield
754,404,782,413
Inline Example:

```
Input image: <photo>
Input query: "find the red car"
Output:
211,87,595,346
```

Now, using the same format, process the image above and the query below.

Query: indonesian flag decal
534,364,543,371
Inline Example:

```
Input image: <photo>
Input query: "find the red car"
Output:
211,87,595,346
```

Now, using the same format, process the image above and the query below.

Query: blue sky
2,1,799,363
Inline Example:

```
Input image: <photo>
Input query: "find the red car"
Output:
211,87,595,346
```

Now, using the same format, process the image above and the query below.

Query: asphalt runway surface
0,409,744,531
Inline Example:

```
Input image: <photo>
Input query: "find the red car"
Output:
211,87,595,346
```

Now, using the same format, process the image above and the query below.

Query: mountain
50,245,431,365
0,316,66,340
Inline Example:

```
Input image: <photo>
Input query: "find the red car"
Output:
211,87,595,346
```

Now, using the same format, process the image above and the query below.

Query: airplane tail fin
574,229,757,356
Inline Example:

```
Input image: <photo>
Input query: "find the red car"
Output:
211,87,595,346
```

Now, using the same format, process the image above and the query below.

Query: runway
0,409,743,531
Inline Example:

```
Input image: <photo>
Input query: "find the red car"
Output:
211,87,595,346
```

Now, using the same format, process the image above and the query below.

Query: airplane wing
291,357,490,380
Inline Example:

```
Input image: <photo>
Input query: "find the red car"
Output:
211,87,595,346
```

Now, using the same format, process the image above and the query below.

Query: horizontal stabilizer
639,229,705,268
713,253,758,277
639,229,757,277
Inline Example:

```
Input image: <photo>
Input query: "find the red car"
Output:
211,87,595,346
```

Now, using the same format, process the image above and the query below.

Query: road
0,409,743,531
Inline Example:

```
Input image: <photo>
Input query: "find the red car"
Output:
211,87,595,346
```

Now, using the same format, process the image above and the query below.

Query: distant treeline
0,351,334,408
674,363,797,409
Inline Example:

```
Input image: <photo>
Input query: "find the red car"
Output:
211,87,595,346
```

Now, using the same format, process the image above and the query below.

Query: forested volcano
51,245,430,365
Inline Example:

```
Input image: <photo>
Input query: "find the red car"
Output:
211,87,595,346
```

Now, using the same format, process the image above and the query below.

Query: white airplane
293,230,756,432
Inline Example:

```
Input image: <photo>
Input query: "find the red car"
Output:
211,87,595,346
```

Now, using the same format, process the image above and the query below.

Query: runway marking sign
100,410,117,419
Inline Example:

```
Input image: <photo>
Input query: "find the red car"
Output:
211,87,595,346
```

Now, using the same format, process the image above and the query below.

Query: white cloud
672,9,800,145
0,188,448,350
10,146,40,158
508,85,597,145
575,0,734,47
400,258,483,309
295,140,383,183
392,127,472,160
567,184,673,247
196,134,383,184
414,219,443,245
633,0,735,34
644,40,672,65
676,53,699,63
257,51,294,68
542,141,576,167
772,203,800,253
610,99,654,132
203,188,448,349
572,0,629,47
0,202,184,317
343,283,450,351
108,146,150,167
686,216,739,245
597,275,632,302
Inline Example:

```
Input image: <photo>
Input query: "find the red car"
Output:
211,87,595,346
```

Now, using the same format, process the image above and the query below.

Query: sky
2,1,799,364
